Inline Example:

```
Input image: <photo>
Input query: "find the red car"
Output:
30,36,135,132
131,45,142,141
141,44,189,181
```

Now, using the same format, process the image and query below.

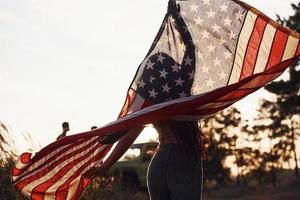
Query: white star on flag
213,57,221,67
189,71,195,80
184,56,193,66
146,60,155,70
138,80,146,88
157,54,165,63
201,30,210,39
224,51,232,59
202,64,209,73
149,76,155,83
190,3,199,12
223,17,232,26
219,37,226,45
206,9,216,19
149,89,158,98
162,83,171,93
220,3,228,12
179,91,188,98
195,17,204,26
219,70,227,80
175,77,185,86
159,69,168,79
202,0,210,6
212,24,221,33
172,63,181,72
236,11,244,20
229,31,236,39
206,78,215,87
207,44,216,53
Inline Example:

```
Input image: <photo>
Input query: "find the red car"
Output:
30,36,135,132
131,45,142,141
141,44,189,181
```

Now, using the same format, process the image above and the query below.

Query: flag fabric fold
12,0,300,199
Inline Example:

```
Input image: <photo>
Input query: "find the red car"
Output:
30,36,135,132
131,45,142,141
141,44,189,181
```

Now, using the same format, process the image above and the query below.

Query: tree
264,2,300,179
202,107,250,185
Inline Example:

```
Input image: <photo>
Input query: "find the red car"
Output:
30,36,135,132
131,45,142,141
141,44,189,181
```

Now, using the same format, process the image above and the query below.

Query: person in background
56,122,70,140
91,126,97,130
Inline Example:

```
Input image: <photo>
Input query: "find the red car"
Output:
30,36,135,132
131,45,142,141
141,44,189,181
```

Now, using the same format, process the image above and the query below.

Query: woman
147,120,203,200
83,120,204,200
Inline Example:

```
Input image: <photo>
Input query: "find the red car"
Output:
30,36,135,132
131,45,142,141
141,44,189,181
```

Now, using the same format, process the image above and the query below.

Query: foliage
264,2,300,179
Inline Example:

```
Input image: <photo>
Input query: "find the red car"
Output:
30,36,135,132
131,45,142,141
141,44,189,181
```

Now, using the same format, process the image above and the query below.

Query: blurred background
0,0,299,199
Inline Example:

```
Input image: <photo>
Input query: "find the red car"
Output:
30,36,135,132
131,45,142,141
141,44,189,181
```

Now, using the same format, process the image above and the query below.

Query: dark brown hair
153,120,205,159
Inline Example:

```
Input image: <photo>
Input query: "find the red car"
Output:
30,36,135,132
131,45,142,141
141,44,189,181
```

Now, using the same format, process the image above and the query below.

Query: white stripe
43,145,107,200
254,24,276,74
65,163,96,200
128,94,145,113
66,178,81,200
282,35,299,61
21,141,101,195
16,137,98,185
229,11,257,85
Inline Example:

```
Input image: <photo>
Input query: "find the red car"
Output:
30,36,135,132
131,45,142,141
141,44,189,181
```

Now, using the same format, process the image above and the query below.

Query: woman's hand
82,165,107,180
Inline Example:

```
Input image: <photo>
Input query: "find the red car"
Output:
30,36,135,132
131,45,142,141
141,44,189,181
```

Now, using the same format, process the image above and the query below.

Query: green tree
202,107,247,185
253,100,285,186
264,2,300,179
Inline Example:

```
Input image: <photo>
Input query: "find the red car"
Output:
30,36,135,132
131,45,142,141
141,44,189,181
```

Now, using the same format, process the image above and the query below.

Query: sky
0,0,299,153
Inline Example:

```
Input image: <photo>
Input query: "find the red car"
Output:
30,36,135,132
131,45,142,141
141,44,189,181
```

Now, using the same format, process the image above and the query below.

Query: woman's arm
83,126,144,179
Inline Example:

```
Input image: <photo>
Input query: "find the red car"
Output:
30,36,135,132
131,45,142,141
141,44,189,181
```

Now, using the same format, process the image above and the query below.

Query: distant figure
91,126,97,130
56,122,70,140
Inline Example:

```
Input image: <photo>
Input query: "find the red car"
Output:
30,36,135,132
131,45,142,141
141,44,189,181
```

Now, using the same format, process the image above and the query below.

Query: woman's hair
153,120,204,159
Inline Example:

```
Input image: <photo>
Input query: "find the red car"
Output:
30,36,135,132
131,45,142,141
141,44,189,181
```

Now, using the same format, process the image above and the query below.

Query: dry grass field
81,171,300,200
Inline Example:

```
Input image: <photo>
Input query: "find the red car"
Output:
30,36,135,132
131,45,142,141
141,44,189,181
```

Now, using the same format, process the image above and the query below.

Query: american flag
12,0,300,199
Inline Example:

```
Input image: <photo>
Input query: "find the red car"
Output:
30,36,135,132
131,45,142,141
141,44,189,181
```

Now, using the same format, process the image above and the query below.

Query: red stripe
20,153,32,164
12,153,32,177
55,146,111,200
30,143,103,200
141,99,154,109
240,16,268,80
16,138,99,191
12,168,23,177
265,30,289,70
191,104,233,116
296,40,300,57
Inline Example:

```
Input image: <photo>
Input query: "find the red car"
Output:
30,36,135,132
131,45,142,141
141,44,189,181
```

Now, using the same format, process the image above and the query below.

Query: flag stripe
282,35,299,61
129,94,145,113
29,143,103,200
265,30,289,70
12,153,32,177
51,145,109,200
56,148,108,200
240,16,268,80
195,100,237,110
18,139,88,180
15,137,98,188
240,71,282,89
297,40,300,56
64,178,81,200
16,138,100,191
229,11,257,85
70,178,89,200
254,24,277,74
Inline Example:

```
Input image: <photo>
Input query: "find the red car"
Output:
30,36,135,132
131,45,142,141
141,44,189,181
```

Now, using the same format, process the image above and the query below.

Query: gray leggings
147,144,203,200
